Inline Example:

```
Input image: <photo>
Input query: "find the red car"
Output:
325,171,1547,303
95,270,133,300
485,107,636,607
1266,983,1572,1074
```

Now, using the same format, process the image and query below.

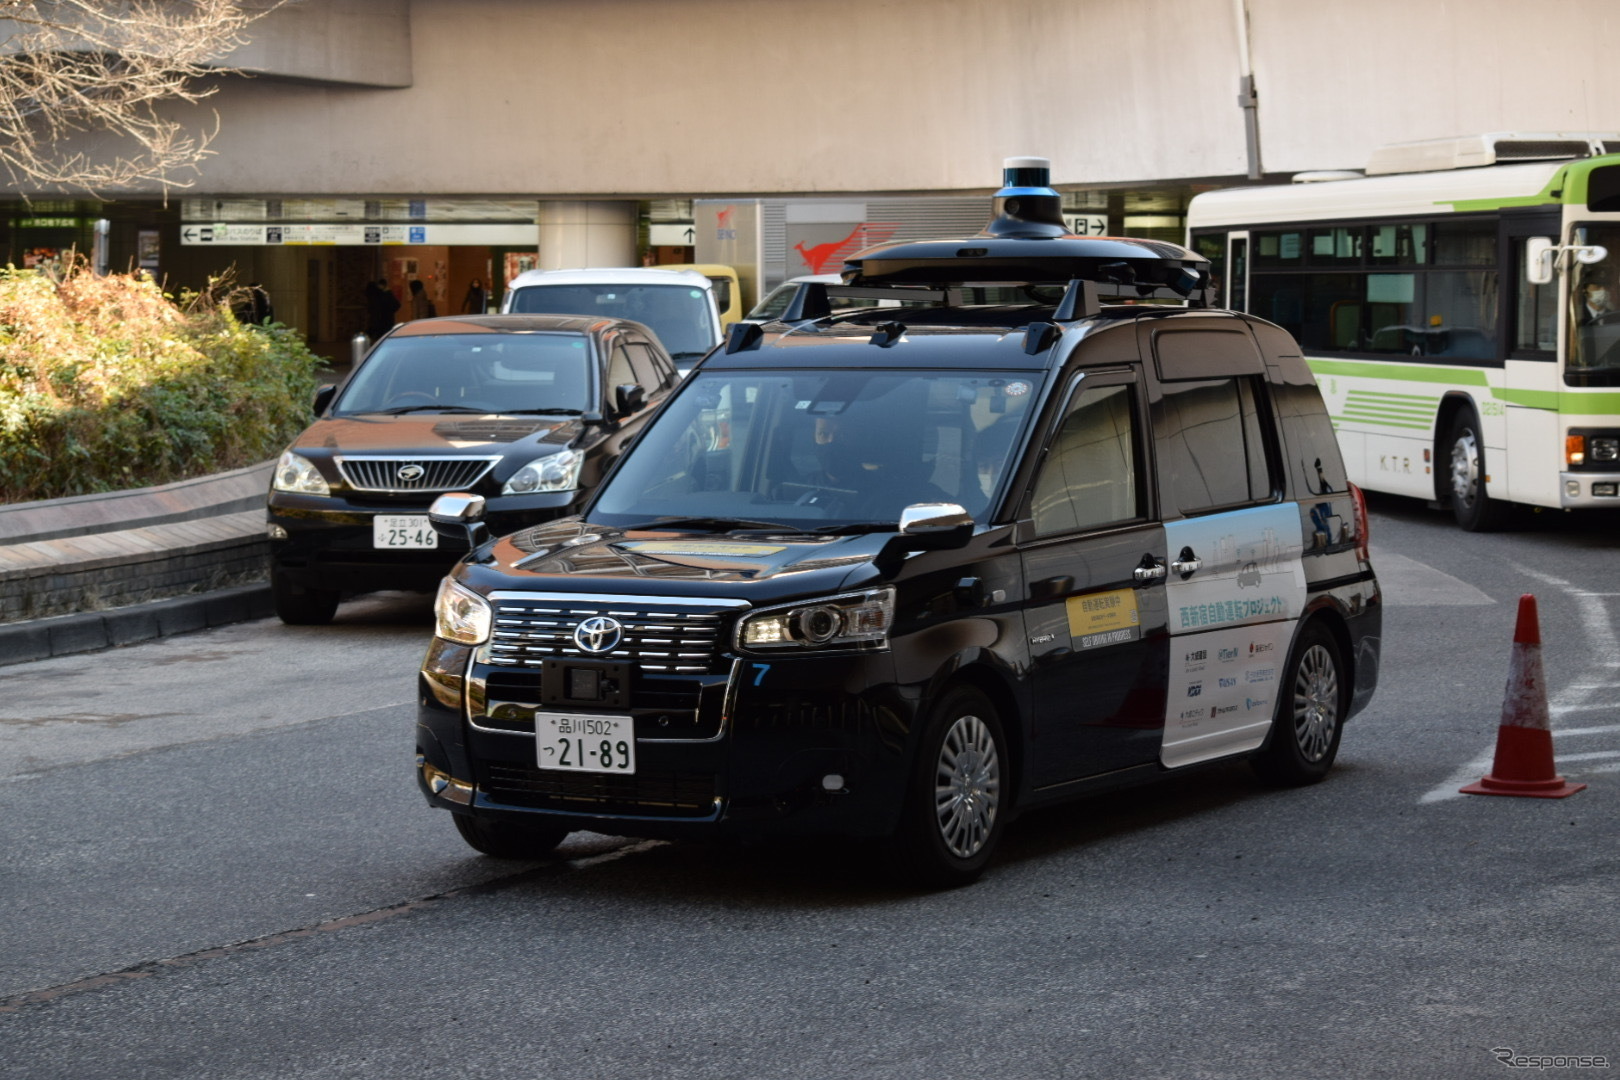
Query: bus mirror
1526,237,1556,285
1574,244,1608,266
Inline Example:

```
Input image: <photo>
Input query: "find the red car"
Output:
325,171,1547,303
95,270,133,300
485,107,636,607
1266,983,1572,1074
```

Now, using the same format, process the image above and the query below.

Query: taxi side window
1154,376,1274,515
1029,382,1143,536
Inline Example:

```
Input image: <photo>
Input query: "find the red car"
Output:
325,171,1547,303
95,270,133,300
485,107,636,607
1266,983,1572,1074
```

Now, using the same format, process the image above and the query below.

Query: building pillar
537,201,637,269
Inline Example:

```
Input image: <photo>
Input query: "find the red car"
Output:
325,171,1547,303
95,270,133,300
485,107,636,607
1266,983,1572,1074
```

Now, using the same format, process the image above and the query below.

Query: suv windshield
336,333,594,415
1569,223,1620,383
591,368,1039,529
507,284,714,359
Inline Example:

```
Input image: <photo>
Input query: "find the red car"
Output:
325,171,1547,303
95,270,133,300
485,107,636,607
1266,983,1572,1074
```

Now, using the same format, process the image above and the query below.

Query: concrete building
3,0,1616,356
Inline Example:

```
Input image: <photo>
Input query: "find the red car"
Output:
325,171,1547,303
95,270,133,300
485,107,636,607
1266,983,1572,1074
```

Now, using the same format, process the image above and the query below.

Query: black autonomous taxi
265,314,680,624
415,159,1382,884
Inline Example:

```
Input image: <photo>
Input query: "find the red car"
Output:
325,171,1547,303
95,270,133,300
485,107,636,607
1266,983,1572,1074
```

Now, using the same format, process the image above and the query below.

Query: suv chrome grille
336,456,498,493
486,594,740,674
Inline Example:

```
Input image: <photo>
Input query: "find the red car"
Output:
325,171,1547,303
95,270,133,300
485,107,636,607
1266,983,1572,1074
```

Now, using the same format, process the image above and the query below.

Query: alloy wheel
934,714,1001,859
1292,643,1340,762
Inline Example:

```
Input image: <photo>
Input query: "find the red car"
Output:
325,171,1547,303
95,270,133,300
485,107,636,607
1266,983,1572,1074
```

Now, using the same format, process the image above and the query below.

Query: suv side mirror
896,502,974,549
429,492,488,548
615,383,646,417
313,384,337,416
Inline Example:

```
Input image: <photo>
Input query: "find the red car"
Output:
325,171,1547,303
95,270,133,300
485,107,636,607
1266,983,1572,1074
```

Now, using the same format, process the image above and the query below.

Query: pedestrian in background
462,277,486,314
409,279,435,320
366,278,400,339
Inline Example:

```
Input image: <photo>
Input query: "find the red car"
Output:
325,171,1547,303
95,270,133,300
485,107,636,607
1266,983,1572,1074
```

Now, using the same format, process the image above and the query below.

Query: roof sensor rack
822,156,1211,308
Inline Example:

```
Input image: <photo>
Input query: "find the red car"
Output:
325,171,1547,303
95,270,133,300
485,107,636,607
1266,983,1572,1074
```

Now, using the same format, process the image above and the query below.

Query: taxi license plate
373,515,437,549
535,713,636,775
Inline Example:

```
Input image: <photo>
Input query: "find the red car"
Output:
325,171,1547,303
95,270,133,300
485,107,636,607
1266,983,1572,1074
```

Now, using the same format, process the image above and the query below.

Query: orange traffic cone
1461,594,1586,799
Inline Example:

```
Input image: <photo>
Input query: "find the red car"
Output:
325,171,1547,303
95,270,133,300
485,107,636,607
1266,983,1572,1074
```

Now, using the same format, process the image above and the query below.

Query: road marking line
1420,753,1496,804
1550,724,1620,736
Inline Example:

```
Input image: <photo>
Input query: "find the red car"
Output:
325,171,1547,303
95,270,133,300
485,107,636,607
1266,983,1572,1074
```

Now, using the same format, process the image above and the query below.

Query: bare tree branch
0,1,279,197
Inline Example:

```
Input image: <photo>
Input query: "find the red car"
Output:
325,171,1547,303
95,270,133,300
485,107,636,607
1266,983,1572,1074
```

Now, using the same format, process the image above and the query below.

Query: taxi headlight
503,448,584,494
434,578,492,645
737,588,894,653
272,451,329,495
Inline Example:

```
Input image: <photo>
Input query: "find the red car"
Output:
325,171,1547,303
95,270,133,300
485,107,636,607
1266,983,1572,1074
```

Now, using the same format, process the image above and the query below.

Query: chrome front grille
336,455,499,493
486,593,743,674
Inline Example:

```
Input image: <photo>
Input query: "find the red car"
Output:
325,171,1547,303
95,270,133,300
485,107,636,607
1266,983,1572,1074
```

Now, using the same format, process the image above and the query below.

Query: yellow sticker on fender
1065,588,1141,649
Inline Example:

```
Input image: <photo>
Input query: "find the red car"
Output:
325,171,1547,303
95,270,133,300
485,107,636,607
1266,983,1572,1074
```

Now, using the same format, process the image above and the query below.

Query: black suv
266,314,679,624
415,161,1382,884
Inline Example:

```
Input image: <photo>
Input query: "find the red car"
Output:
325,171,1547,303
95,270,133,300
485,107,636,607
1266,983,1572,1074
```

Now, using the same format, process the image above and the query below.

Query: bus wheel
1445,412,1512,531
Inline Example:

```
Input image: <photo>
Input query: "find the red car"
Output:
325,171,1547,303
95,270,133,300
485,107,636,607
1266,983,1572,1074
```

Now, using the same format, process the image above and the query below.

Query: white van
502,267,722,374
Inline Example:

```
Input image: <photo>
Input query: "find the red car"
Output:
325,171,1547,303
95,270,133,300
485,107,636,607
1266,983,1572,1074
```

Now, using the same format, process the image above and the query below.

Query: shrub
0,265,321,502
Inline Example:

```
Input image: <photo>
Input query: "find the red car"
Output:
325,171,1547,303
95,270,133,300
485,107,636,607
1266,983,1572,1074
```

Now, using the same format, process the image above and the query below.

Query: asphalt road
2,496,1617,1080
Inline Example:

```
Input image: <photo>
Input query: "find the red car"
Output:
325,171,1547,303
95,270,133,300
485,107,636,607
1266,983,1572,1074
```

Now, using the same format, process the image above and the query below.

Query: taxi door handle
1133,556,1166,584
1171,546,1202,578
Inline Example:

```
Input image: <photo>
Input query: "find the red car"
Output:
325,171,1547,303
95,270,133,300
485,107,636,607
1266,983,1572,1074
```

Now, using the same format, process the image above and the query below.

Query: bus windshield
1569,223,1620,379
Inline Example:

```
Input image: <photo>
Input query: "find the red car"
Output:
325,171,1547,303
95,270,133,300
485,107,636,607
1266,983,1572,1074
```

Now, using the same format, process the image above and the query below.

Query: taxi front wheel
894,685,1008,887
1252,622,1345,787
452,813,571,860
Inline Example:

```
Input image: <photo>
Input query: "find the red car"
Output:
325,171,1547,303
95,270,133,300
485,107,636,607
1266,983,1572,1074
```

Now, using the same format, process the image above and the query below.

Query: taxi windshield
335,333,594,415
591,368,1039,529
1568,223,1620,383
507,284,714,359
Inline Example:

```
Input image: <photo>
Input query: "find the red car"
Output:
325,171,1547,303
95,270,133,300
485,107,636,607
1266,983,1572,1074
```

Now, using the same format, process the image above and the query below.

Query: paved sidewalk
0,462,276,665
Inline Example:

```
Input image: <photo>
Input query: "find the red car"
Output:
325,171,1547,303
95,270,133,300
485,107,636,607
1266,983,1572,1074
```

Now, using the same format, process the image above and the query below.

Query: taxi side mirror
430,492,488,548
313,384,337,416
895,502,974,549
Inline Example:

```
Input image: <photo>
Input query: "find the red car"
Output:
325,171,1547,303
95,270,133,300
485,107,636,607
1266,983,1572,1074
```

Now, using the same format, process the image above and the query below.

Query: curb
0,460,276,545
0,583,275,668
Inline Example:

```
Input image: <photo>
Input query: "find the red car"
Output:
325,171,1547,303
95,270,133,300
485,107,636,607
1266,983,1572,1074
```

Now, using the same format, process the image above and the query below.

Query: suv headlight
434,578,492,645
272,451,329,495
737,587,895,653
503,448,584,494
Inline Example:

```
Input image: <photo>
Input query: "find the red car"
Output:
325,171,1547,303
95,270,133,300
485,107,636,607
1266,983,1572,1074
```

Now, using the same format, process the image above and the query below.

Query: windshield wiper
623,515,798,534
668,350,711,360
373,404,491,415
810,521,899,535
498,408,586,416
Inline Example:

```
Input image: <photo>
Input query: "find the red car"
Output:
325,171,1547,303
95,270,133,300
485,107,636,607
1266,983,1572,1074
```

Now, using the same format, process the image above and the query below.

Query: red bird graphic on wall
793,222,901,275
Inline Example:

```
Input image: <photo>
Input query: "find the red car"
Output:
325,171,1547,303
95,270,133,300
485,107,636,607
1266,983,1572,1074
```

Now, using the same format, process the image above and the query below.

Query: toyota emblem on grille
396,463,425,483
574,616,623,654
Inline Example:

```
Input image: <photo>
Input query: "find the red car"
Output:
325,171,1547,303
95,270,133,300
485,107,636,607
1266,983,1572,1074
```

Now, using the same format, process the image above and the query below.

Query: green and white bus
1187,133,1620,530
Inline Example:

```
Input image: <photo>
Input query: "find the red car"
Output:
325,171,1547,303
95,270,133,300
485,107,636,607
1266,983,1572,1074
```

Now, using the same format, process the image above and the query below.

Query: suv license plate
373,515,437,549
536,713,636,774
